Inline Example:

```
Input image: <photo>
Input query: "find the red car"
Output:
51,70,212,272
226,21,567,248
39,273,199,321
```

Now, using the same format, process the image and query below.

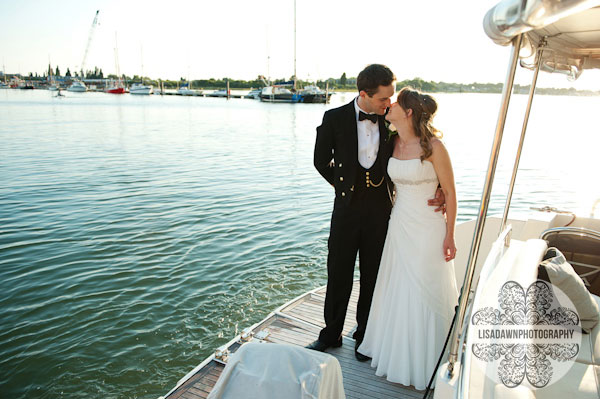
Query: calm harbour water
1,89,599,398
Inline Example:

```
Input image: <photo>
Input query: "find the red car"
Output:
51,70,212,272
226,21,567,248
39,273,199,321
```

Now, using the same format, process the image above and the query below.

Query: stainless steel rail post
445,34,523,379
500,40,547,233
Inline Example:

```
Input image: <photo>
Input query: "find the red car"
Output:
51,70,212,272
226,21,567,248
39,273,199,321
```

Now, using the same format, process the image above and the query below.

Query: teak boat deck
164,281,427,399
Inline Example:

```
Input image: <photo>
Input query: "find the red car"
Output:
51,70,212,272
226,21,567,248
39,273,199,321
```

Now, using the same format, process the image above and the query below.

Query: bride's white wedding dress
358,158,459,390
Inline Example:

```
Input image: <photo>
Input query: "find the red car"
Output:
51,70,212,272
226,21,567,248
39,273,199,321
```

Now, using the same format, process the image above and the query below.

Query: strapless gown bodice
388,158,446,228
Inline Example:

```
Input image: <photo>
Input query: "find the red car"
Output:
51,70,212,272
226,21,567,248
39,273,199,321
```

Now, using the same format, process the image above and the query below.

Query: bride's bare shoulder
428,138,451,163
430,138,446,152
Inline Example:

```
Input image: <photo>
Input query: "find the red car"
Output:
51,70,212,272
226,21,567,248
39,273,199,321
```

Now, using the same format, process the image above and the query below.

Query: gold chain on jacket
365,171,384,188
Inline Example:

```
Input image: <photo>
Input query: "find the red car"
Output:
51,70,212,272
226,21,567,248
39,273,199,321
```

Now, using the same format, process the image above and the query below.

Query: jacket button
338,163,342,167
339,177,344,181
341,192,346,197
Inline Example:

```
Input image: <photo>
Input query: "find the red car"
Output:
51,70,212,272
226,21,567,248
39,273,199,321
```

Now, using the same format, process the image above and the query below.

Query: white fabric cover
207,342,345,399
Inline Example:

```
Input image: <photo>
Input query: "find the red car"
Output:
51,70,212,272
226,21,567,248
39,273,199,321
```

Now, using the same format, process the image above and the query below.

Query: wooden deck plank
165,280,431,399
268,325,316,345
165,362,216,399
189,382,212,396
314,281,360,298
187,386,208,398
286,305,357,337
180,392,203,399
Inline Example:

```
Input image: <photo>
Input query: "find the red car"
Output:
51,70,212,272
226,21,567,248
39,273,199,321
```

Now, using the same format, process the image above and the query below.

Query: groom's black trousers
319,182,391,346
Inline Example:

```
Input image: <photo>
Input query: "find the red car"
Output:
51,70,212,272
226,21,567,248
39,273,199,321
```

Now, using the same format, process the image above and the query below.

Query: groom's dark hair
357,64,395,97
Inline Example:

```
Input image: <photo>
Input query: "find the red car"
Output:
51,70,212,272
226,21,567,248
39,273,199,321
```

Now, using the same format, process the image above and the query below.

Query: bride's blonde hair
397,87,442,161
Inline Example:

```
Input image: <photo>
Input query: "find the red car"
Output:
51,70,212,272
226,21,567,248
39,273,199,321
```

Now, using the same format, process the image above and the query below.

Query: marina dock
161,90,249,98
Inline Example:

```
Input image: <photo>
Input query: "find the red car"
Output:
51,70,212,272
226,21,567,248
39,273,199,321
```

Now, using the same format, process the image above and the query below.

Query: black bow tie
359,111,378,123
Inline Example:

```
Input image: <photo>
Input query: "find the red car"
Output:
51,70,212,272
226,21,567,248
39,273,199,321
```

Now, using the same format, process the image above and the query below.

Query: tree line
7,67,598,96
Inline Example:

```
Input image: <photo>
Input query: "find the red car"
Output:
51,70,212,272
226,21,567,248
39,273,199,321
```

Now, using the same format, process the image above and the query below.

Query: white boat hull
130,88,153,95
177,89,202,96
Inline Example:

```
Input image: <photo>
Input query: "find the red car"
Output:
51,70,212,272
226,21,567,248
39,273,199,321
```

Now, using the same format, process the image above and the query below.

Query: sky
1,0,599,90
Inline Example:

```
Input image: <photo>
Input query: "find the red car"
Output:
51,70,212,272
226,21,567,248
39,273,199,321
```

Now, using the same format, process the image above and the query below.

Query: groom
307,64,397,361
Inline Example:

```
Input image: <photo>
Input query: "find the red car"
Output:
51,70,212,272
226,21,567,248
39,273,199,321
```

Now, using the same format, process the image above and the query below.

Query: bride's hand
443,235,456,262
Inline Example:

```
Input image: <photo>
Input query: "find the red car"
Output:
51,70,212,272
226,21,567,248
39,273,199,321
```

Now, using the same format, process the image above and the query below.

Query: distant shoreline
4,73,598,96
334,87,600,96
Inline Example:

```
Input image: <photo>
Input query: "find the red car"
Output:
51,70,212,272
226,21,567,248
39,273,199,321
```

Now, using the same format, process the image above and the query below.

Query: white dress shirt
354,97,380,169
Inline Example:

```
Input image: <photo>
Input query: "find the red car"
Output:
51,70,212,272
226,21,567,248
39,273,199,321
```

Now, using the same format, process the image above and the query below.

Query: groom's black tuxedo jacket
314,100,395,205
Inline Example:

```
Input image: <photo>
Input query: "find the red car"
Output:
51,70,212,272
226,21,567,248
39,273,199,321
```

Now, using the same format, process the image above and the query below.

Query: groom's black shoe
305,338,342,352
355,341,371,362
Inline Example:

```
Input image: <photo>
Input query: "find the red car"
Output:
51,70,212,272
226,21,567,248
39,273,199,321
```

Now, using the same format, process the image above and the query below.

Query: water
1,90,598,398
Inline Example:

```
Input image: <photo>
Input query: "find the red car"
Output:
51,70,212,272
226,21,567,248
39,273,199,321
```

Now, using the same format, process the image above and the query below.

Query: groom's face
360,84,395,115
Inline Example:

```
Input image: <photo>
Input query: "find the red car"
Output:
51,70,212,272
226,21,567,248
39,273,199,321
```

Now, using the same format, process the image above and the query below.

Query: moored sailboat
129,46,153,95
300,84,332,103
48,62,59,91
259,82,302,103
67,80,87,92
67,11,99,94
260,0,331,104
0,63,8,89
129,83,153,95
106,33,126,94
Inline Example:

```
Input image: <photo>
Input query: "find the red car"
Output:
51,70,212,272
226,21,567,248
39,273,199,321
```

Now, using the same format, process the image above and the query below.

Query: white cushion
540,248,600,333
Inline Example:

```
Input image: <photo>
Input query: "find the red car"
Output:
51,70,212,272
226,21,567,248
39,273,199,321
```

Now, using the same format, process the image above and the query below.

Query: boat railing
444,33,524,379
500,38,546,233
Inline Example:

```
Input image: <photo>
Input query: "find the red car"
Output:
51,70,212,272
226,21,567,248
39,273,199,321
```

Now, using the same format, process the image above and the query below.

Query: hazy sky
1,0,599,90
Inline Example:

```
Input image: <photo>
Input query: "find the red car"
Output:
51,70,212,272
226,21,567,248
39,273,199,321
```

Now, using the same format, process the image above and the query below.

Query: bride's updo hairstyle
397,87,442,161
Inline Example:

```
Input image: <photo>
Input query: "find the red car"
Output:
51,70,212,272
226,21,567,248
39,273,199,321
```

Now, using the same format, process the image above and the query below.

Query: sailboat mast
140,45,144,84
114,33,121,84
266,26,271,85
293,0,297,91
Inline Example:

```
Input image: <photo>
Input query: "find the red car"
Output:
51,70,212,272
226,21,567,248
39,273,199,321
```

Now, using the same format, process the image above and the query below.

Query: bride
357,87,459,390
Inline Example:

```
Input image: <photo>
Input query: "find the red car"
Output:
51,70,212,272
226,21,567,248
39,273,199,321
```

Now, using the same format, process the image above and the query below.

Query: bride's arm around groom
429,139,457,262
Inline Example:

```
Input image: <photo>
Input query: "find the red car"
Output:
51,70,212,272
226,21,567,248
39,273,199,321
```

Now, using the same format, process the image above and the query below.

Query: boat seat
207,342,345,399
541,227,600,295
465,239,600,397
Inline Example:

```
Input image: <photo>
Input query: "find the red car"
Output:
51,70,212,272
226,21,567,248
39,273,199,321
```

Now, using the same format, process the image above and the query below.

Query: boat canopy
273,81,295,87
484,0,600,79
